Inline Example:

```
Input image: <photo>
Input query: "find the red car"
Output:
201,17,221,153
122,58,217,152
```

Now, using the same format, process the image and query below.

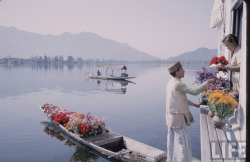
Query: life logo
211,141,246,160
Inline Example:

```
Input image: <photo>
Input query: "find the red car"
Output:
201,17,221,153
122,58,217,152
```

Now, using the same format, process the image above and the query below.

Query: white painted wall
211,0,246,157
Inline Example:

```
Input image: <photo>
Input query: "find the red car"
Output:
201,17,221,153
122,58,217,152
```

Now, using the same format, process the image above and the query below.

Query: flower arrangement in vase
205,90,238,128
194,67,232,105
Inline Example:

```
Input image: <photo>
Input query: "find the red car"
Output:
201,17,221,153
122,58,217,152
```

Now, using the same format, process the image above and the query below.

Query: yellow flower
214,93,224,98
205,90,212,96
214,90,224,93
74,113,84,118
207,90,239,117
208,93,216,101
211,98,216,104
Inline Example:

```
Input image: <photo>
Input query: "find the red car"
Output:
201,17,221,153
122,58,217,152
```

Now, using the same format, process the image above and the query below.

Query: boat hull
40,107,166,162
85,73,136,80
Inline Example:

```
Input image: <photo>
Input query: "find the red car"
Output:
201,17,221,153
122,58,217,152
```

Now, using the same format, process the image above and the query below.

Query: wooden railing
200,105,241,162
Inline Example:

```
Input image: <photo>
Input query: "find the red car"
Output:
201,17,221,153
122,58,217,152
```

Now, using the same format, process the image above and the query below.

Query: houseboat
199,0,249,161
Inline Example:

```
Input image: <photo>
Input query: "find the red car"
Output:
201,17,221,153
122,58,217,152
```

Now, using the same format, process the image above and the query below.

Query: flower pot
212,115,226,129
208,110,215,118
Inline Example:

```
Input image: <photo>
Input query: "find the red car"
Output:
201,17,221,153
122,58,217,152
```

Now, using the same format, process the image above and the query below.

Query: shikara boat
85,64,136,80
40,105,167,162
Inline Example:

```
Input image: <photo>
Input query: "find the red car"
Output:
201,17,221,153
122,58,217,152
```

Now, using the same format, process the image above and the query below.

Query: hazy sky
0,0,217,59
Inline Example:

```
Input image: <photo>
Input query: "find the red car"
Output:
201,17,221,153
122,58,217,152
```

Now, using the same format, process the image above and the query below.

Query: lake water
0,63,206,162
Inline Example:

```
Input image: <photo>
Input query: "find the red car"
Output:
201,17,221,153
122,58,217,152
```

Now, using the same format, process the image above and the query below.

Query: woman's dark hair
222,34,239,45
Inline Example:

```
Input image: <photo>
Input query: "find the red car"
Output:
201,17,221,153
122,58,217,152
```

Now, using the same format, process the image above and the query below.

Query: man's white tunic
166,77,208,162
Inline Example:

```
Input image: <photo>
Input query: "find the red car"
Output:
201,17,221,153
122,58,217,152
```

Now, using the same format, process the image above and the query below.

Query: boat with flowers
85,64,136,80
40,103,167,162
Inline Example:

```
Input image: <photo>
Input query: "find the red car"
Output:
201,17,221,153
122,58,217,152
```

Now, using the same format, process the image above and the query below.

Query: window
232,4,243,46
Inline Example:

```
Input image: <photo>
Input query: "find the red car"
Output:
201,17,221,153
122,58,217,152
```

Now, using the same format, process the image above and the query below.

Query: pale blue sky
0,0,217,59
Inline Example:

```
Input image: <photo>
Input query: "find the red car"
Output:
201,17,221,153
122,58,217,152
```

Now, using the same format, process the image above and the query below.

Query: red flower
209,56,229,71
209,57,218,66
77,123,90,135
51,113,69,126
217,56,229,65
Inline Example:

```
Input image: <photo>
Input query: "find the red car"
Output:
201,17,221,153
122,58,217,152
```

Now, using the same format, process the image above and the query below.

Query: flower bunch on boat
66,112,105,137
50,113,70,126
205,90,238,118
209,56,229,71
41,103,106,138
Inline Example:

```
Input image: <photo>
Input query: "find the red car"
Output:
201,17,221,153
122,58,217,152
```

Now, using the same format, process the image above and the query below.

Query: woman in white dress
217,34,241,91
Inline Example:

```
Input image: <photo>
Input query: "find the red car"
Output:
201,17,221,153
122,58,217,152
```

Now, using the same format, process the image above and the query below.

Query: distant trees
67,56,75,63
0,55,165,65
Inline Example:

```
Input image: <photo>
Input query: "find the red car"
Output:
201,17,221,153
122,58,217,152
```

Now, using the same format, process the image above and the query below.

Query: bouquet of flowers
194,67,233,105
194,67,216,84
41,103,106,138
205,90,238,118
194,67,232,91
209,56,229,71
206,76,232,91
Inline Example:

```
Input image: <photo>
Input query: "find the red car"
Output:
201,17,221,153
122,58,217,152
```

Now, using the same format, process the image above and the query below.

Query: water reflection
0,64,205,160
86,78,136,94
0,62,86,71
41,121,116,162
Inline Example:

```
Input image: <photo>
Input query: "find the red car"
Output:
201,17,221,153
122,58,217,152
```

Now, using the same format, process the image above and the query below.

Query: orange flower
74,113,85,119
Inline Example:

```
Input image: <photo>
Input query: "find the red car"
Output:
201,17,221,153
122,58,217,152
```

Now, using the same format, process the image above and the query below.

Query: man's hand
194,102,201,108
216,63,227,70
207,78,216,84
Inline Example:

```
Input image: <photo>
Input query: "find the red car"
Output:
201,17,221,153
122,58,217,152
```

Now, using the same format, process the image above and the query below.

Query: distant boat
40,106,167,162
85,64,136,80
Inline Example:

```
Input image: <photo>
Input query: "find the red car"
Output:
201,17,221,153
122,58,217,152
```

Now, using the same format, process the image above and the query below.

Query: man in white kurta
166,62,215,162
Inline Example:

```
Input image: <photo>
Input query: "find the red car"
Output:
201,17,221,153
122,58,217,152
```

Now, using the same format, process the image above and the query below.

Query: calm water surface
0,63,206,161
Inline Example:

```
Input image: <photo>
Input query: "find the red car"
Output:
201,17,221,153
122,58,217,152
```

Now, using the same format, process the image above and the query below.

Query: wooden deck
200,106,241,162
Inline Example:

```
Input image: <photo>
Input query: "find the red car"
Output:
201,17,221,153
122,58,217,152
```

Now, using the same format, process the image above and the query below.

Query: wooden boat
85,64,136,80
41,121,119,162
40,106,167,162
85,72,136,80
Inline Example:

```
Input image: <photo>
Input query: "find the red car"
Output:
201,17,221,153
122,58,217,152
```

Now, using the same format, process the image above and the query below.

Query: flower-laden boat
40,103,167,162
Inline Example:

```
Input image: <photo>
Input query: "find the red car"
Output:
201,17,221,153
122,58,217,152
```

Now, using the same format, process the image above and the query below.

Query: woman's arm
217,63,240,72
224,65,240,72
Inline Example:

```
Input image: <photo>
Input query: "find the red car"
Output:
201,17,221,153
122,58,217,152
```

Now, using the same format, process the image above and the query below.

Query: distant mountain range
0,26,158,61
0,26,217,62
165,47,217,64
